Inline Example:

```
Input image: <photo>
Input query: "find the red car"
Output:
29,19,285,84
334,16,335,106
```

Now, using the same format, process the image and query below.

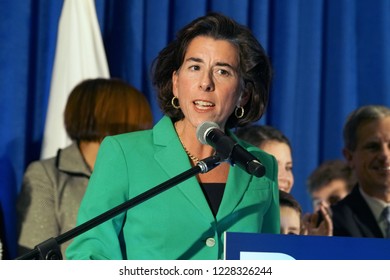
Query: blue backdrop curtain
1,0,390,259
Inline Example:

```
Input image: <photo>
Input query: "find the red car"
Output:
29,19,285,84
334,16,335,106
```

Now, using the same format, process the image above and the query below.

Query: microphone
196,121,266,178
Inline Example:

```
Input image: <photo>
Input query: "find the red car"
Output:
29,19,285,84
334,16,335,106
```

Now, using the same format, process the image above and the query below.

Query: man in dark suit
332,105,390,238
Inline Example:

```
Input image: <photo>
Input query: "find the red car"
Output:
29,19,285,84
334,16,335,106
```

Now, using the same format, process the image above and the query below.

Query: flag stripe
41,0,109,159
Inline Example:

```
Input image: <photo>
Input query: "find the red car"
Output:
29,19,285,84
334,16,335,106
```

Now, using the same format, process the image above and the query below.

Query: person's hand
301,201,333,236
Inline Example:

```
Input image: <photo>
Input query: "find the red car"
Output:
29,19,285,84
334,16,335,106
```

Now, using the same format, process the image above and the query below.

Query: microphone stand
16,155,222,260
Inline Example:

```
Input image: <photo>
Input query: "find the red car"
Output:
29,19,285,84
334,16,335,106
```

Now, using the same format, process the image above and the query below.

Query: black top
199,183,226,217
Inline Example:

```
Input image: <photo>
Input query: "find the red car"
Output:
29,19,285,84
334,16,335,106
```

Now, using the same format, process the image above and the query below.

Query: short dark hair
64,78,153,142
279,190,302,216
306,159,356,194
343,105,390,151
236,125,291,150
152,12,272,128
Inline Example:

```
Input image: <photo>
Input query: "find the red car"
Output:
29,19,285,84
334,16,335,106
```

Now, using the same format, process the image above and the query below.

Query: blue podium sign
224,232,390,260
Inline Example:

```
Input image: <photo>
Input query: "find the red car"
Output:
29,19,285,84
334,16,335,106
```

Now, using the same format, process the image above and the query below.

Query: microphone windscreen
196,121,220,144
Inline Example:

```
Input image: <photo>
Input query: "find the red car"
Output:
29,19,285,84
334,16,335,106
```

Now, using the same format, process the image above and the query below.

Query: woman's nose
199,73,214,92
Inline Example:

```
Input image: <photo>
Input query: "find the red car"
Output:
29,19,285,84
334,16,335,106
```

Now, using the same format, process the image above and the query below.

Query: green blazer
66,116,279,260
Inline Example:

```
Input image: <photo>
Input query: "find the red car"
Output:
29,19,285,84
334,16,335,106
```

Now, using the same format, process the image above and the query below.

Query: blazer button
206,237,216,247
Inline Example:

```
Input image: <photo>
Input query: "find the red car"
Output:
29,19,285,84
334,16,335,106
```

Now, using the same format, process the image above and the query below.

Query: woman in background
237,125,294,193
17,78,153,258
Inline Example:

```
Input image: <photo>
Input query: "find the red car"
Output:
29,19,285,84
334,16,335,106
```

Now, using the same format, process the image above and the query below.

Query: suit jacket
332,185,384,238
66,116,280,260
17,143,91,258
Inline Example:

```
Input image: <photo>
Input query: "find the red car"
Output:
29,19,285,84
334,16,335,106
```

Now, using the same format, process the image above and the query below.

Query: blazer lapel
216,164,250,219
153,117,214,221
216,130,253,219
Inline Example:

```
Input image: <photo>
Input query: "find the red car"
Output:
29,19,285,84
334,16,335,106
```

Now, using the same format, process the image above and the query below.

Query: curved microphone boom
196,121,266,178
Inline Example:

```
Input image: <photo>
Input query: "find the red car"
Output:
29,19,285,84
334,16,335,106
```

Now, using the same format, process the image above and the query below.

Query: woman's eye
189,65,200,71
217,69,230,76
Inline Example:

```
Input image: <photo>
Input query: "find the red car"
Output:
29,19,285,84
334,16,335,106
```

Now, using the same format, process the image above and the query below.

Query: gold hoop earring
235,106,244,119
171,96,180,109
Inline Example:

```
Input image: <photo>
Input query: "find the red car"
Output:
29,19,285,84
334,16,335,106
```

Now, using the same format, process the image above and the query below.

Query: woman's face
260,140,294,193
172,36,246,130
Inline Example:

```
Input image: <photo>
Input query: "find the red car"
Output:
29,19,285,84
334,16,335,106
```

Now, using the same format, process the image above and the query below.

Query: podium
224,232,390,260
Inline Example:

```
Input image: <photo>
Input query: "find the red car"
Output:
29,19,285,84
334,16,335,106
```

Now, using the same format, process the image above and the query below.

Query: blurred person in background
307,159,355,212
279,190,302,235
17,78,153,258
238,125,332,236
237,125,294,193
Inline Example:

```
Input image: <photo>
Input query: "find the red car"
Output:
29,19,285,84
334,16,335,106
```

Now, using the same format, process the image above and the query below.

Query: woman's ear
172,71,178,97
